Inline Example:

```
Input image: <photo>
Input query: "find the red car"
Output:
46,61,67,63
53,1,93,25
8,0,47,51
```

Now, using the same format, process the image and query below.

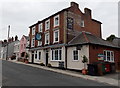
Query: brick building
28,2,120,70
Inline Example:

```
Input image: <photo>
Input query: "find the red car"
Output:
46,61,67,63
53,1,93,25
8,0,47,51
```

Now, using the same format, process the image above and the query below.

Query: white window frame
32,26,35,35
54,15,59,27
45,19,50,30
38,41,42,46
31,37,35,47
45,33,50,44
35,51,37,59
73,50,79,61
37,51,41,60
81,20,84,27
103,50,114,62
51,49,62,61
53,30,59,43
38,23,43,32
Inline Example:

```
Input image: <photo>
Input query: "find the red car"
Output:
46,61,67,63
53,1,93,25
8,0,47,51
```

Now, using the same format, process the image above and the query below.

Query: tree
106,34,116,42
82,55,88,69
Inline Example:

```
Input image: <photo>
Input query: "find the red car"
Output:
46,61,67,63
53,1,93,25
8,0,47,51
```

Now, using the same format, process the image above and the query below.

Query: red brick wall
66,4,102,43
29,11,65,48
89,44,120,70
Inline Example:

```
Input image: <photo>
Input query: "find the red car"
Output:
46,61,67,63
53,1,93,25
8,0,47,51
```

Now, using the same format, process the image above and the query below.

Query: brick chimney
70,2,79,8
84,8,92,19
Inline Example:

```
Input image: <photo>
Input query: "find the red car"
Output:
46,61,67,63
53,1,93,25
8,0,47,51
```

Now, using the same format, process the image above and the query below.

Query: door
45,50,49,66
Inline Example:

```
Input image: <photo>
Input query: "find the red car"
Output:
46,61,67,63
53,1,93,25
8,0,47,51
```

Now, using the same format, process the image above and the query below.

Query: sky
0,0,119,41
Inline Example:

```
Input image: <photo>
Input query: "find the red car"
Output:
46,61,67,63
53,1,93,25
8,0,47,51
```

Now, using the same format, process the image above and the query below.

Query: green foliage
82,55,88,63
106,34,116,42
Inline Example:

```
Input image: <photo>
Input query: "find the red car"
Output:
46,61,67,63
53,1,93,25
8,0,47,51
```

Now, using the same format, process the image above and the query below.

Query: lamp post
6,25,10,60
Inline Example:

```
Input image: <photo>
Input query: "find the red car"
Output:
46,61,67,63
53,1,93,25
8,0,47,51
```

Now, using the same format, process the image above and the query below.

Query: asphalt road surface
2,60,112,86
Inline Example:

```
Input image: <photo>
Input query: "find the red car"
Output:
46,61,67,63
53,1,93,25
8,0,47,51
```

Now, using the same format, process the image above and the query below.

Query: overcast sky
0,0,119,41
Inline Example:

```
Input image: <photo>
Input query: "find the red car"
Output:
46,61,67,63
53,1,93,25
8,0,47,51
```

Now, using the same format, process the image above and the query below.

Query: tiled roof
112,37,120,47
68,32,119,48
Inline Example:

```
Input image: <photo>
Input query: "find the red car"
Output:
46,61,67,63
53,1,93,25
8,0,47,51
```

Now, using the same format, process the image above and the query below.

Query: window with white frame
81,20,84,27
54,15,59,27
39,23,43,32
38,41,42,46
73,50,79,61
45,19,50,30
52,48,62,61
37,51,41,60
54,30,59,43
45,33,49,44
103,50,114,62
32,26,35,35
31,37,35,47
35,51,37,59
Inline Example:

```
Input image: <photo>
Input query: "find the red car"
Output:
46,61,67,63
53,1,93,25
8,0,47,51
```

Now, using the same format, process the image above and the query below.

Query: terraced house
28,2,120,70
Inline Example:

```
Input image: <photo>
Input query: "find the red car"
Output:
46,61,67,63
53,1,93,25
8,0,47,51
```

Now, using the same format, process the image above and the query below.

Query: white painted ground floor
28,45,90,70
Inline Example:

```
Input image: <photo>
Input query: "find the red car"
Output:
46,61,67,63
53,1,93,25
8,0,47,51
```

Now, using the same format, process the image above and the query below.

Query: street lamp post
6,25,10,60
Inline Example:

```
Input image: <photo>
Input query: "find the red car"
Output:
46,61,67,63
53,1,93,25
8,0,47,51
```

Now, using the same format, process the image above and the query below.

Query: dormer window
39,23,43,32
54,15,59,27
45,19,50,30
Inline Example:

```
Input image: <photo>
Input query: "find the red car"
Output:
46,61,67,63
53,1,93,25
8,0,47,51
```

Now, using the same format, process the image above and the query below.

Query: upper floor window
45,19,50,30
67,17,74,30
32,26,35,35
45,33,49,44
54,30,59,43
81,20,84,27
73,50,79,61
54,15,59,27
31,37,35,47
103,50,114,62
39,23,43,32
38,41,42,46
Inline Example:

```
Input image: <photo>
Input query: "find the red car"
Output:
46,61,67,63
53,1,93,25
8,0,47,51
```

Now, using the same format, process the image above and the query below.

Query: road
2,60,112,86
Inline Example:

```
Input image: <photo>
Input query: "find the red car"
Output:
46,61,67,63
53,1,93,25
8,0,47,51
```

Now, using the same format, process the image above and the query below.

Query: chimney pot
71,2,79,8
84,8,92,18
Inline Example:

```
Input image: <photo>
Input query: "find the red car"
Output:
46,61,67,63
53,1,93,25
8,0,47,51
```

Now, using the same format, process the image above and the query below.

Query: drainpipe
65,10,68,69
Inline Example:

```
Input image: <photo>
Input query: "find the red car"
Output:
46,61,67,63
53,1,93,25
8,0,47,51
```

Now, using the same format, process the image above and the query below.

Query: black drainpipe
65,10,68,69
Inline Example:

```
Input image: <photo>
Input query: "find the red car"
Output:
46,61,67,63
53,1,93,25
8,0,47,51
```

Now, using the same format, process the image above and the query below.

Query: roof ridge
82,32,89,43
68,33,81,44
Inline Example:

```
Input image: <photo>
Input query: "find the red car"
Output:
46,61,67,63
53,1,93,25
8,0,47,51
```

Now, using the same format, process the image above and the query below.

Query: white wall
30,49,45,64
67,45,89,70
48,47,65,67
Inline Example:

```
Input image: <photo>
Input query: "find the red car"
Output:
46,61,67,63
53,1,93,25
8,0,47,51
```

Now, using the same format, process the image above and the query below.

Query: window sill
50,60,62,62
72,60,79,62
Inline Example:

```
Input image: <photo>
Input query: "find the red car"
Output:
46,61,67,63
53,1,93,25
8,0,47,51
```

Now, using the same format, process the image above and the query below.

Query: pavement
5,59,119,86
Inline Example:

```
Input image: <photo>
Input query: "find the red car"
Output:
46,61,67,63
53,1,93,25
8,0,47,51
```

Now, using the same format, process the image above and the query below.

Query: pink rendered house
19,35,29,58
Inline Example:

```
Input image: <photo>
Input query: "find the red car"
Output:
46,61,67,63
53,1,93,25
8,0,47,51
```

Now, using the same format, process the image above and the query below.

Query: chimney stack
84,8,92,19
71,2,79,8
